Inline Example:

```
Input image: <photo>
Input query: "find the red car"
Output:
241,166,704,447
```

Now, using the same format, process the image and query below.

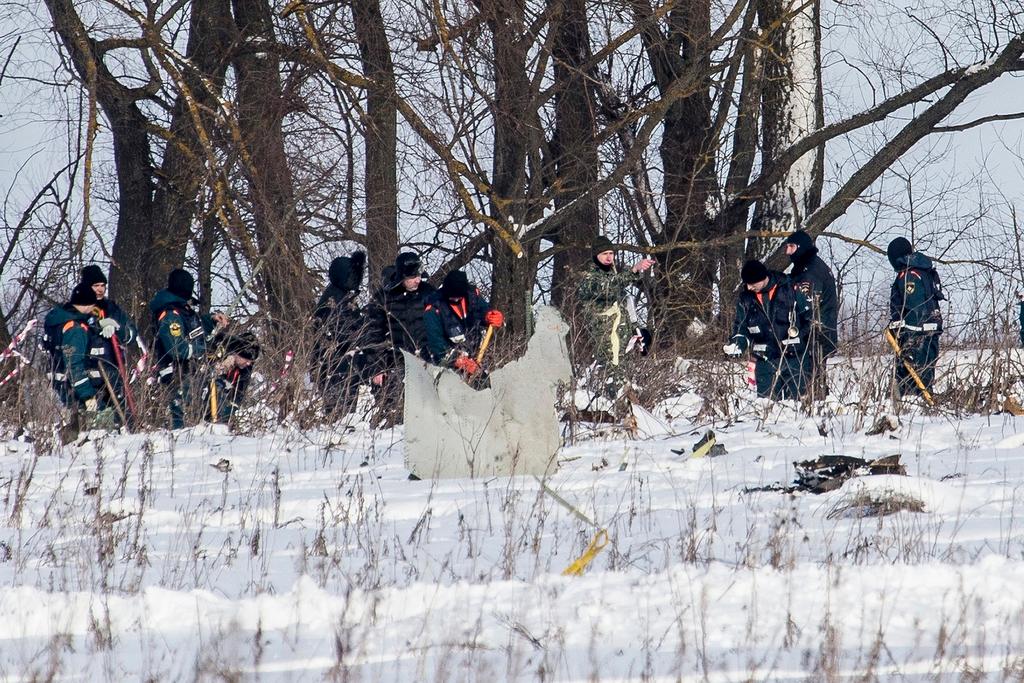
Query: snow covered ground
3,368,1024,681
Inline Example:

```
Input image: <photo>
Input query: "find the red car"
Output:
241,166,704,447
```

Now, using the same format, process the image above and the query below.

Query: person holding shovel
424,270,503,377
886,237,944,398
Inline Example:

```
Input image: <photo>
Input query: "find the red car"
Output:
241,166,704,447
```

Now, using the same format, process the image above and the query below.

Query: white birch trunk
750,0,824,259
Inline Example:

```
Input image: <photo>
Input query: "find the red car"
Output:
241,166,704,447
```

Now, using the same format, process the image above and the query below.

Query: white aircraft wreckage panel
403,306,571,479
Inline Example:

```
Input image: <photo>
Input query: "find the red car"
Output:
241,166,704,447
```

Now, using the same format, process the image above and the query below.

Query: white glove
85,397,99,412
98,318,120,339
723,343,743,357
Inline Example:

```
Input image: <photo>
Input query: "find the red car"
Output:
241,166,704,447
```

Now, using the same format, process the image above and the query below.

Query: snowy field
3,359,1024,681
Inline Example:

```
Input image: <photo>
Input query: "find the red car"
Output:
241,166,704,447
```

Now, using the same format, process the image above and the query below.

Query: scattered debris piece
866,415,900,436
670,430,726,459
794,454,905,494
210,458,232,473
744,454,907,495
592,457,609,471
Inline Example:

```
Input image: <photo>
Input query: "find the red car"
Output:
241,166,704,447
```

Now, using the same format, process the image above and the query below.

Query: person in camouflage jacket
576,235,655,402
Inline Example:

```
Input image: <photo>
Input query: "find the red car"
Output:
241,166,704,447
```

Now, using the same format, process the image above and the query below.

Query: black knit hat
740,259,770,285
80,265,107,287
225,332,260,361
394,252,422,279
441,270,471,299
69,282,98,307
591,235,615,257
167,268,195,299
887,237,913,270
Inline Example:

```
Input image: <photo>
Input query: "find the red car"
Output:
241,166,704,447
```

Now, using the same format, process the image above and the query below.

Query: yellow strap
562,529,609,576
598,303,622,365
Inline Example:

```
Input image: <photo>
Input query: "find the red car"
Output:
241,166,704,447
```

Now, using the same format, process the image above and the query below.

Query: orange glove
484,309,504,327
453,355,480,374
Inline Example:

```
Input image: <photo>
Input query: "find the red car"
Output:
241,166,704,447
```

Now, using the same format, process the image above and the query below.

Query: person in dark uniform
41,283,121,428
724,260,813,400
887,237,943,396
361,252,437,425
423,270,503,375
312,250,367,415
149,269,228,428
783,230,838,396
203,332,260,425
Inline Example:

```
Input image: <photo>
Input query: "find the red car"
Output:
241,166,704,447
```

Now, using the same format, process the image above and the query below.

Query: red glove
453,356,480,374
484,309,504,327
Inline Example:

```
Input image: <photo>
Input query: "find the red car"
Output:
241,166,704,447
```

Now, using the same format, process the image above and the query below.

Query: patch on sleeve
169,321,183,337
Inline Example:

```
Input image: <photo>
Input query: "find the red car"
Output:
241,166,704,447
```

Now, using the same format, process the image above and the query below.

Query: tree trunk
145,0,235,314
548,0,599,308
43,0,157,318
232,0,310,327
482,0,536,335
351,0,399,286
749,0,824,258
645,1,719,340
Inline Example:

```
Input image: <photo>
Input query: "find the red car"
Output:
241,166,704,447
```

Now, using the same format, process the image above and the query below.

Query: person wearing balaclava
423,269,503,375
576,235,656,412
149,268,230,428
361,251,437,426
724,259,814,400
783,230,839,397
887,236,944,397
311,250,367,415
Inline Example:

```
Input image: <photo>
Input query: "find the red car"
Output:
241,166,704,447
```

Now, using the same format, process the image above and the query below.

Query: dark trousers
895,332,940,396
754,354,810,400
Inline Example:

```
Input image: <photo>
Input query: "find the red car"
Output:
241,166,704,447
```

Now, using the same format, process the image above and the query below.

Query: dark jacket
95,298,139,347
362,278,438,371
730,272,813,360
788,236,839,356
202,365,254,423
424,289,490,364
149,289,216,380
889,252,943,334
313,253,367,377
1019,302,1024,347
42,305,106,403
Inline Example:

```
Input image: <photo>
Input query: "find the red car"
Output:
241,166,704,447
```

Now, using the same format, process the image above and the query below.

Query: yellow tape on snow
562,529,609,576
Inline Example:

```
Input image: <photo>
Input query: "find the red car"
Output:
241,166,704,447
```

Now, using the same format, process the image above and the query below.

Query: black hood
785,230,818,271
328,250,365,292
440,270,471,299
887,237,913,271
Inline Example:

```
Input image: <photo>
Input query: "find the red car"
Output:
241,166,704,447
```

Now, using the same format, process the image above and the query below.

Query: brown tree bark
43,0,157,316
351,0,399,287
481,0,539,336
145,0,236,312
232,0,311,326
633,0,720,339
548,0,600,308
